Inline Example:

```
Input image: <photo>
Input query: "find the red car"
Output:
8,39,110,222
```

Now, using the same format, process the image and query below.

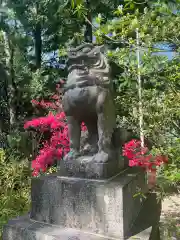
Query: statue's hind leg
64,116,81,160
62,90,82,159
93,89,116,163
82,120,98,155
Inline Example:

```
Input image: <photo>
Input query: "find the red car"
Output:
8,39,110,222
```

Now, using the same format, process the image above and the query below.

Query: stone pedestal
58,155,125,179
2,168,161,240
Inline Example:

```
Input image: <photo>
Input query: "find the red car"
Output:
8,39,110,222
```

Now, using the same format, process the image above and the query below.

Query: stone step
2,215,109,240
3,193,161,240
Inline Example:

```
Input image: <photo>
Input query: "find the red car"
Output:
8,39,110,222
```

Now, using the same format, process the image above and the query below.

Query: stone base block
2,193,161,240
30,168,148,239
58,155,125,179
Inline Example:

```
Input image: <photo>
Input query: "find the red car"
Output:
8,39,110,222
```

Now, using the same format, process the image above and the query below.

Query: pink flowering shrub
24,83,167,177
24,111,69,176
123,139,168,172
24,82,87,176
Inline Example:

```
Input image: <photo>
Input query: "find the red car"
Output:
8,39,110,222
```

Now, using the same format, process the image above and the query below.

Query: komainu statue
61,43,123,178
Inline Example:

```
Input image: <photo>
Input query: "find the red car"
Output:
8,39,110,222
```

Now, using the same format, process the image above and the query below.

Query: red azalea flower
123,139,168,171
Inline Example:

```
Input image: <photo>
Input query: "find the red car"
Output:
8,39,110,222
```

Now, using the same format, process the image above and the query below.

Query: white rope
136,28,144,148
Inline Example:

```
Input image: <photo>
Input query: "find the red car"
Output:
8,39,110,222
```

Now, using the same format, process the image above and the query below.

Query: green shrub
0,149,31,239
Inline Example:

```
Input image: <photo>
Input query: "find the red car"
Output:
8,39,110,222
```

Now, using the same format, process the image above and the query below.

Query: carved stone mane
64,43,113,91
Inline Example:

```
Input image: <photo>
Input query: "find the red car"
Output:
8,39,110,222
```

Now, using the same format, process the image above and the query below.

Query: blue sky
153,50,176,60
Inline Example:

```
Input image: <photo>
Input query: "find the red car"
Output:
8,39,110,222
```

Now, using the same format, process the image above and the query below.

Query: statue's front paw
64,150,80,161
93,151,109,163
82,143,98,155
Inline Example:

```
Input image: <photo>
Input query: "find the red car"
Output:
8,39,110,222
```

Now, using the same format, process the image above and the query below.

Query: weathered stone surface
3,193,161,240
59,155,125,179
30,168,148,239
2,216,107,240
128,192,161,240
57,127,136,179
62,43,121,168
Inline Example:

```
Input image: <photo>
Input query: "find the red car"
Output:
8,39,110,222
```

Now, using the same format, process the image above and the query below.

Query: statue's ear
94,45,105,53
99,45,105,53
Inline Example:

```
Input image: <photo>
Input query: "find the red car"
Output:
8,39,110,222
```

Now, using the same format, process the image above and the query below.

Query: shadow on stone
128,192,161,240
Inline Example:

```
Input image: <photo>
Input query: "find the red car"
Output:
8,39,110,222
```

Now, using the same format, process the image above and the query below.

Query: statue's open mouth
68,64,88,74
67,58,102,75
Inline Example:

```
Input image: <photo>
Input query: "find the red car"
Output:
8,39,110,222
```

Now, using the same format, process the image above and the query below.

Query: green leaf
71,0,75,8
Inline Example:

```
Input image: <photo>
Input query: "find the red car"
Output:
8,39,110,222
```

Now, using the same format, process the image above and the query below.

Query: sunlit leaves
113,5,123,16
74,3,87,17
95,13,104,24
71,0,83,9
58,46,67,57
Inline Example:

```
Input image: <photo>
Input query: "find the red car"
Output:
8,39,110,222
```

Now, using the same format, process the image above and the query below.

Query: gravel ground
160,194,180,239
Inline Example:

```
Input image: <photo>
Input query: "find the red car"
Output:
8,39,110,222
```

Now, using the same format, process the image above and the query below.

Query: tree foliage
92,1,180,192
0,1,180,232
